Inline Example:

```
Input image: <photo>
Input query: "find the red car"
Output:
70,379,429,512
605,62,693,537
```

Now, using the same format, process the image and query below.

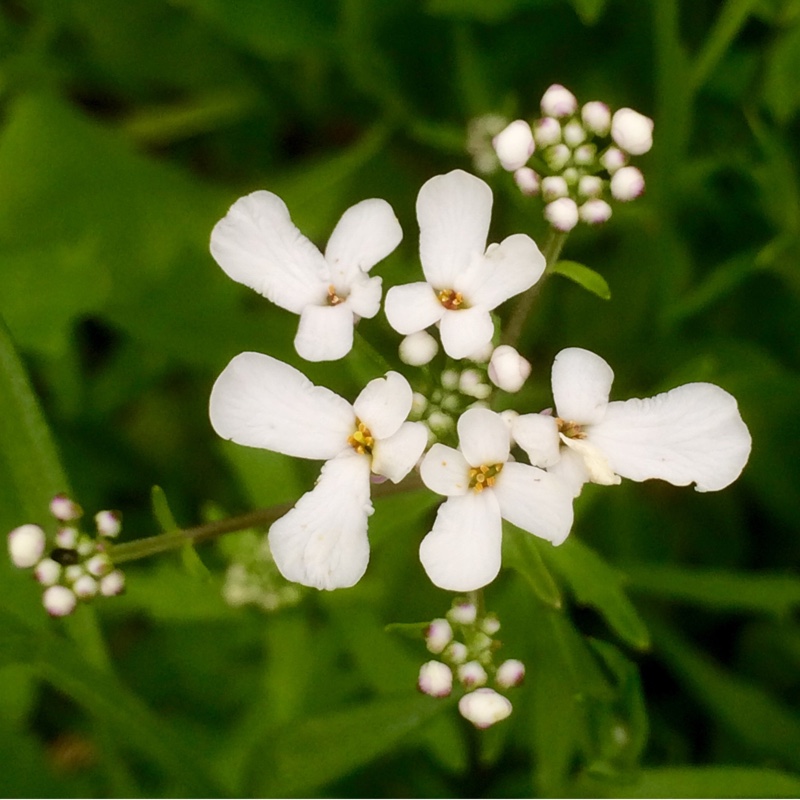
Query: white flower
459,688,512,728
610,166,645,201
541,84,578,118
210,353,428,589
211,192,402,362
492,120,535,171
513,347,752,497
488,345,531,393
384,170,545,359
418,661,453,697
611,108,654,156
8,524,45,568
418,408,574,592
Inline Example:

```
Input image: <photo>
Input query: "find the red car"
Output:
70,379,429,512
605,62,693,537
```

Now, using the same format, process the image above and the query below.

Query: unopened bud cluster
492,84,653,231
7,494,125,617
418,597,525,729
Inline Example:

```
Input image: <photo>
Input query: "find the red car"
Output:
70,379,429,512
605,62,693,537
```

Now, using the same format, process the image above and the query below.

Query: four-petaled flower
512,347,752,497
211,191,402,362
418,407,574,592
384,170,545,359
210,353,427,589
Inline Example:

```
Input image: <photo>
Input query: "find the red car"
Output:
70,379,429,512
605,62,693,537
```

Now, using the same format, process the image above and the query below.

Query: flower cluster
492,83,653,231
7,494,125,617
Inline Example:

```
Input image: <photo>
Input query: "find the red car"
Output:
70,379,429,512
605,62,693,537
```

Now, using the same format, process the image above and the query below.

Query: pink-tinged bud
611,108,654,155
488,346,532,393
573,144,596,166
43,585,77,617
95,510,122,538
418,661,453,697
65,564,84,583
610,166,645,201
600,147,627,174
544,198,579,232
581,101,611,135
399,331,438,366
562,120,586,147
8,524,46,568
55,527,79,548
34,558,61,586
545,143,570,171
496,658,526,689
459,688,512,729
100,570,126,597
541,84,578,118
50,494,82,522
449,600,477,625
458,661,488,688
73,574,98,600
533,117,561,148
578,175,603,198
579,199,613,225
514,167,540,196
445,641,468,664
481,615,501,635
425,618,453,654
86,554,112,577
541,176,569,202
492,120,535,171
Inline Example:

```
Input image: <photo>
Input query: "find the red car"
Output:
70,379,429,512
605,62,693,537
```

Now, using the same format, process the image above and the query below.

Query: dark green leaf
550,260,611,300
502,523,562,609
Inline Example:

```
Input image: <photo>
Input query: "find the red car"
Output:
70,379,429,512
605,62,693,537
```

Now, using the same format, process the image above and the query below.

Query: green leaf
550,260,611,300
540,539,650,650
152,485,210,579
502,523,562,609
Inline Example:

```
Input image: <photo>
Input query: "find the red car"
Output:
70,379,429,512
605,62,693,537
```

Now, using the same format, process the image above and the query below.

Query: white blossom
492,120,535,171
488,345,531,393
459,688,512,728
611,108,654,156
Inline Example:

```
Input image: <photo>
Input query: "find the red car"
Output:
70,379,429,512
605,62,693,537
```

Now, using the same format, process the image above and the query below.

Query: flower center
438,289,464,310
556,418,585,439
327,285,345,306
468,463,503,492
348,420,374,455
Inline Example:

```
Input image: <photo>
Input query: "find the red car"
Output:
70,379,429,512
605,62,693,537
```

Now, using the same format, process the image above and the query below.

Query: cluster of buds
492,83,653,231
417,597,525,729
7,494,125,617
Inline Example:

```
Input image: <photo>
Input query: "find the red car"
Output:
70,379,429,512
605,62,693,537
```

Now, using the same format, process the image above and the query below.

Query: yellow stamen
438,289,464,310
348,420,374,455
468,463,503,492
327,285,344,306
556,417,585,439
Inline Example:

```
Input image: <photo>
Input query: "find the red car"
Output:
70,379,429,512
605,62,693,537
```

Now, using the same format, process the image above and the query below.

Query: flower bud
579,199,613,225
541,176,569,202
449,600,477,625
459,688,513,729
418,661,452,697
86,554,112,577
611,108,654,155
427,412,454,436
513,167,540,196
533,117,561,148
55,527,79,549
95,510,122,538
444,641,468,664
43,585,77,617
492,120,535,171
610,165,645,201
441,370,459,391
578,175,603,198
100,570,126,597
65,564,85,583
481,615,501,635
573,144,596,166
34,558,61,586
544,198,579,232
488,345,531,393
411,392,428,416
425,618,453,654
399,331,439,366
545,143,571,171
465,341,494,363
541,84,578,118
50,494,82,522
600,147,627,174
73,574,98,600
581,101,611,135
458,661,488,688
459,369,491,400
496,658,526,689
562,120,586,148
8,524,46,568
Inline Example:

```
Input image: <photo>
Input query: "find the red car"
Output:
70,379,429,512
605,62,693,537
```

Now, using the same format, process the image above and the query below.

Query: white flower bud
541,176,569,201
86,554,112,577
444,641,468,664
513,167,540,196
482,615,501,635
533,117,561,148
411,392,428,416
65,564,85,583
459,688,513,729
600,147,627,174
441,369,459,390
573,144,596,166
43,585,77,617
50,494,82,522
579,199,613,225
440,393,461,413
449,600,477,625
544,198,579,232
545,143,571,171
77,537,95,557
496,658,526,689
95,510,121,538
581,101,611,135
578,175,603,198
611,108,654,155
100,570,126,597
34,558,61,586
458,661,488,688
425,618,453,654
55,526,79,548
492,119,535,171
418,661,453,697
399,331,439,366
488,346,531,393
8,524,46,568
562,120,586,147
73,574,98,599
610,165,645,201
427,412,454,435
459,369,491,400
541,84,578,118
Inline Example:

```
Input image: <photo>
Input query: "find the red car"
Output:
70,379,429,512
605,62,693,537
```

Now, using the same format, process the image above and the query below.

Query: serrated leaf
551,260,611,299
502,523,562,609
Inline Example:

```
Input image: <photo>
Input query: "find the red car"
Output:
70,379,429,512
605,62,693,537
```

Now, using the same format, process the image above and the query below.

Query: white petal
419,492,502,591
384,282,445,335
458,407,510,467
417,170,492,288
209,352,354,459
457,234,545,311
512,413,561,467
493,462,574,545
560,435,621,486
420,443,470,496
439,307,494,360
324,198,402,279
552,347,614,424
589,382,752,492
353,371,412,439
346,273,383,319
268,454,373,590
210,191,329,313
371,421,428,483
547,447,590,498
294,302,355,362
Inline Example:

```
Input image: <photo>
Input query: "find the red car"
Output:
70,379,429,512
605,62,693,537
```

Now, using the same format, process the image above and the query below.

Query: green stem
109,471,425,565
502,229,568,348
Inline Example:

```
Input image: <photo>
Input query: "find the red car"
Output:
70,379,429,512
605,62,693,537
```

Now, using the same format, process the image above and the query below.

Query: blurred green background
1,0,800,796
